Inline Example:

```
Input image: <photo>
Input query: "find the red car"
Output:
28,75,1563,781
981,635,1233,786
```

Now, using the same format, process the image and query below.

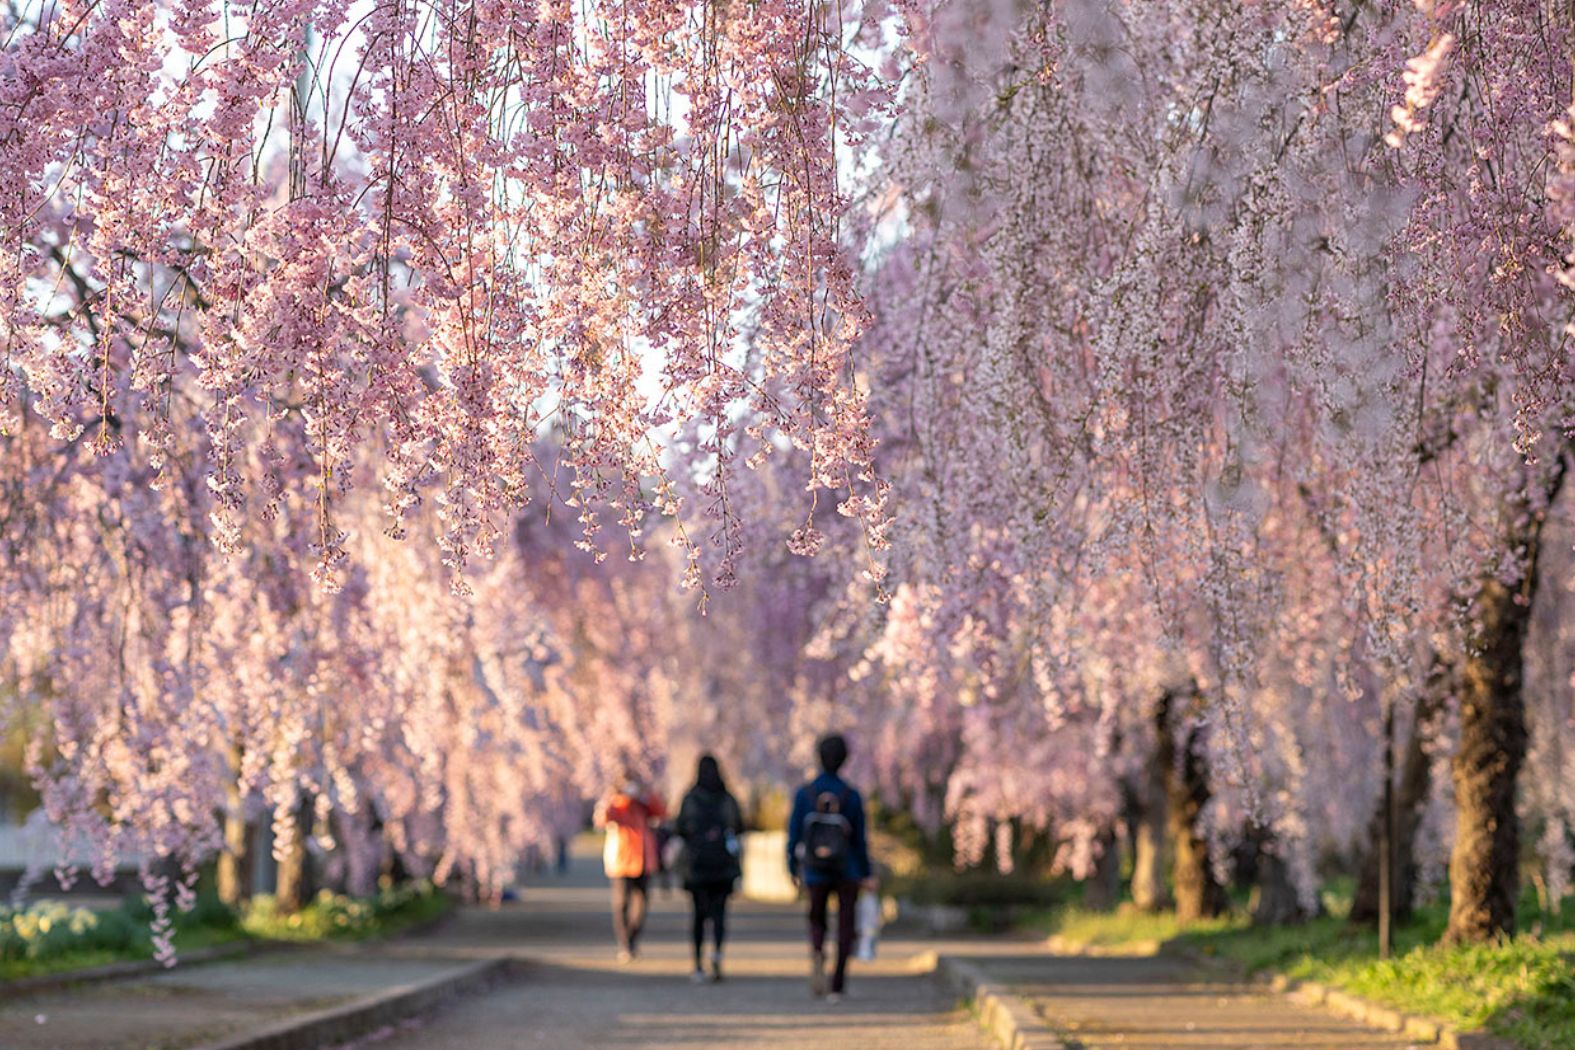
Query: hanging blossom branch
0,0,891,592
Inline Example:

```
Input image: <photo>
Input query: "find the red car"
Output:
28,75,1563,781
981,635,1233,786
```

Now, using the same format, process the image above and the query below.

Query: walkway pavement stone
357,863,984,1050
0,952,477,1049
959,952,1424,1050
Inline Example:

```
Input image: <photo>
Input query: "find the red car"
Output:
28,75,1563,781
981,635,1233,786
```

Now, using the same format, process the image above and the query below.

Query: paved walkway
0,950,475,1049
0,843,1426,1050
0,848,984,1050
961,953,1422,1050
357,861,984,1050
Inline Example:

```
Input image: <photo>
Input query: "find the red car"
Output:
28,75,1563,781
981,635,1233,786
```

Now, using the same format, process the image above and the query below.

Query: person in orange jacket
594,772,667,962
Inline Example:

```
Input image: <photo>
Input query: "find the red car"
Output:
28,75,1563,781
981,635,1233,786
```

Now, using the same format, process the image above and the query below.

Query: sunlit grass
1033,903,1239,948
1022,887,1575,1049
239,880,448,942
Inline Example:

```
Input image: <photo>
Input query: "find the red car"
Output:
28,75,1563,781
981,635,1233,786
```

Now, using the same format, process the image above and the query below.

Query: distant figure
652,819,677,898
786,733,874,1002
676,754,744,983
594,772,666,963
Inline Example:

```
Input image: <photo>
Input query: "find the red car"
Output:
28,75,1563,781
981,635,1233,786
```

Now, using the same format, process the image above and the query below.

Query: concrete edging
935,955,1067,1050
1259,972,1519,1050
193,957,515,1050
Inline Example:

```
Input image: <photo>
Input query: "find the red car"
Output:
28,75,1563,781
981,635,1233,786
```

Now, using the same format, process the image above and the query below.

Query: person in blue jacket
786,733,874,1001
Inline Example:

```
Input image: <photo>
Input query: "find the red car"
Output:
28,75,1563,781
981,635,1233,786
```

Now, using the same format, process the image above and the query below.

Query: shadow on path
356,848,985,1050
350,956,979,1050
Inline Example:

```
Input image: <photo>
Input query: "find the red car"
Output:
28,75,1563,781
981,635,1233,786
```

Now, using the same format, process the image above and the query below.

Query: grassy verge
1025,901,1237,948
1026,889,1575,1050
0,891,246,981
889,870,1073,931
1,879,449,981
239,880,449,942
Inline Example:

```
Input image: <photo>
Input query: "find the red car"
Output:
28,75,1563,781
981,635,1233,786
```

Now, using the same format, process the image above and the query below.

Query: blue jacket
786,772,872,885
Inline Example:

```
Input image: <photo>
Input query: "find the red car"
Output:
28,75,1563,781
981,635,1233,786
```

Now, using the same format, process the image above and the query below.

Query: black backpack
685,792,740,882
800,790,851,877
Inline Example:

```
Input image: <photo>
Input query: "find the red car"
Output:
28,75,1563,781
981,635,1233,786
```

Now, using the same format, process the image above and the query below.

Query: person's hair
613,764,640,792
817,733,849,774
695,753,726,794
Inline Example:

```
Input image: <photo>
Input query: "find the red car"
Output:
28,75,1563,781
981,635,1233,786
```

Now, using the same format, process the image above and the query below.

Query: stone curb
1256,973,1519,1049
935,955,1067,1050
192,956,515,1050
0,939,266,1003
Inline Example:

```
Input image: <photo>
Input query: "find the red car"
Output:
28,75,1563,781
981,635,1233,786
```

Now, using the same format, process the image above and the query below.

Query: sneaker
616,949,634,965
826,991,843,1005
810,949,827,997
710,954,724,983
690,967,707,984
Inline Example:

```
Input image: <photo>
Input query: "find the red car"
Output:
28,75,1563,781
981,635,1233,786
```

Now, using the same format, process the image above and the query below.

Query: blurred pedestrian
786,733,875,1002
675,754,744,982
594,771,666,962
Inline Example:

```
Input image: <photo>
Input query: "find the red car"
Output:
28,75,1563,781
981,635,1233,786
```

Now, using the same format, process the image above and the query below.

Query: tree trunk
274,799,314,912
1230,834,1261,897
1445,576,1531,943
217,807,253,907
1127,759,1171,913
216,752,252,908
1157,688,1227,923
1249,833,1313,926
1351,676,1445,926
1084,821,1123,911
1444,461,1566,945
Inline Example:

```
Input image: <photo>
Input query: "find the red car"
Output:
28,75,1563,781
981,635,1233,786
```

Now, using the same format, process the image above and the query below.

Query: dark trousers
807,879,860,993
612,875,649,953
688,880,732,965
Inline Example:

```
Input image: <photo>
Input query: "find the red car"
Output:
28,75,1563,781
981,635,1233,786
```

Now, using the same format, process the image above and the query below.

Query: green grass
891,869,1074,932
0,947,123,981
891,869,1072,908
1024,889,1575,1049
239,880,449,942
0,893,247,980
1028,902,1238,948
0,879,450,982
0,924,253,982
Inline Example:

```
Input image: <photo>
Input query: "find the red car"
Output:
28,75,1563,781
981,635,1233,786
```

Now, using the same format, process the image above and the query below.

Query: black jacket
676,787,744,888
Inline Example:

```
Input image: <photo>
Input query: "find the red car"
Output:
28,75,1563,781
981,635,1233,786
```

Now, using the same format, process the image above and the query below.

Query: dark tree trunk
1445,576,1531,943
1084,821,1123,911
1351,676,1445,926
1249,829,1314,926
1157,689,1227,923
1230,834,1262,897
1126,755,1171,913
1444,461,1566,945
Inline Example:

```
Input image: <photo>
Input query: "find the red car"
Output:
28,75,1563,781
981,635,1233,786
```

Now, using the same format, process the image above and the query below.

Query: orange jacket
595,792,667,878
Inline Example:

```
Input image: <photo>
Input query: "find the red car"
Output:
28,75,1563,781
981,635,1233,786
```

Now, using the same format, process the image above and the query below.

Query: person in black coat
675,754,744,982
